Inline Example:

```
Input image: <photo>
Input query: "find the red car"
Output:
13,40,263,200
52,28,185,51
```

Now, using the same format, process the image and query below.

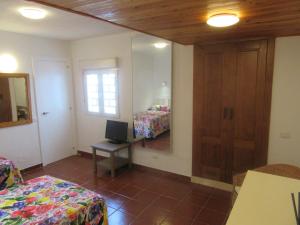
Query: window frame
83,68,120,118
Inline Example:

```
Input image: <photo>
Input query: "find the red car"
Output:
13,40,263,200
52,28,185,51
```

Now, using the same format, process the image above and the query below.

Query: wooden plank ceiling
28,0,300,45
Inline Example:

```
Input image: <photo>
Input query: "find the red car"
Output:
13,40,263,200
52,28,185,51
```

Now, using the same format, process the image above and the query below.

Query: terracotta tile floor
144,131,170,151
22,156,231,225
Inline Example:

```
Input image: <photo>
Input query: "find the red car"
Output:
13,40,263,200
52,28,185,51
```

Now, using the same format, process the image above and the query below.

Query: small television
105,120,128,144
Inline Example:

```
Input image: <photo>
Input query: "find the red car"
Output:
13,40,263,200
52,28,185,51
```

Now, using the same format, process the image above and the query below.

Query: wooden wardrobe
192,39,275,183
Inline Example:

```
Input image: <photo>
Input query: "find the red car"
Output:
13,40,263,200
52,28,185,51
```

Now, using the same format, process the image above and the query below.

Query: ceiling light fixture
19,7,47,20
153,42,168,49
207,13,239,27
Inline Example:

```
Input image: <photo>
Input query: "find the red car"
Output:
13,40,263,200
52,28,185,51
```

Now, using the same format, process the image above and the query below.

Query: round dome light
207,13,239,27
19,7,47,20
153,42,168,49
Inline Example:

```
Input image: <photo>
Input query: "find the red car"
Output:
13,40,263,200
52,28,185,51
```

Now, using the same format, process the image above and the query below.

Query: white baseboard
191,176,233,192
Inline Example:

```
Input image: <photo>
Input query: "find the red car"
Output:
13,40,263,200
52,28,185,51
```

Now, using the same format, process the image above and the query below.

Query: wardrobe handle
223,107,229,119
229,108,234,120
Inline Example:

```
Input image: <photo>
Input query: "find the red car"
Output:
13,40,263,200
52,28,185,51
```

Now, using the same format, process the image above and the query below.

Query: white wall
0,30,70,169
71,32,134,153
268,36,300,167
132,51,154,113
13,78,27,107
8,78,26,122
153,46,172,106
8,79,18,121
132,43,172,112
71,32,194,176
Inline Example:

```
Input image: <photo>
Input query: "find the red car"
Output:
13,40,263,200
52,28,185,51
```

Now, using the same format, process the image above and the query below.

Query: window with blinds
84,68,118,117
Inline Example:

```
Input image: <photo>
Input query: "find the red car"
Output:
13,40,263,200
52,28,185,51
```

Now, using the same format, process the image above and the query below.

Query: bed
134,109,170,139
0,157,23,190
0,175,108,225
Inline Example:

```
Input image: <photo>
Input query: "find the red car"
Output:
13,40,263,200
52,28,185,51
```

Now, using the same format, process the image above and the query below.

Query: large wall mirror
132,34,172,152
0,73,32,128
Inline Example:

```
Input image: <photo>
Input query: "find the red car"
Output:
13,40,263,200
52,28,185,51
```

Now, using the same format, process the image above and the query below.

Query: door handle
223,107,229,119
42,112,50,115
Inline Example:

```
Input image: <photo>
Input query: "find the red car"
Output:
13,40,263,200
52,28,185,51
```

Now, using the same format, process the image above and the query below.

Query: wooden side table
91,141,132,177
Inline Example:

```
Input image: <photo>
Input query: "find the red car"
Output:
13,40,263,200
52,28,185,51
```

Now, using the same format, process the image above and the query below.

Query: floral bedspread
0,176,108,225
134,111,170,138
0,157,23,191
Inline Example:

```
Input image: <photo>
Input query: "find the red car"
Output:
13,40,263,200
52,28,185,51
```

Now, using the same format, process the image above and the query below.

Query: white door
34,59,74,166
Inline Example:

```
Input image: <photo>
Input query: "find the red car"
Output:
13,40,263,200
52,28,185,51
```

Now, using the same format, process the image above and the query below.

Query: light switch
280,132,291,139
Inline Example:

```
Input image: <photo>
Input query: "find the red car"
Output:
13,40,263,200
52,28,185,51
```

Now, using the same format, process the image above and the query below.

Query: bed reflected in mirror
132,34,172,152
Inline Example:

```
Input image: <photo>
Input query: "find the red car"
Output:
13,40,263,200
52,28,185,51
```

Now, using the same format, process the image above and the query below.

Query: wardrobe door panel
200,141,223,180
201,52,226,180
232,40,268,174
221,48,237,182
193,46,228,181
233,141,255,173
234,51,258,140
202,53,223,137
192,45,203,177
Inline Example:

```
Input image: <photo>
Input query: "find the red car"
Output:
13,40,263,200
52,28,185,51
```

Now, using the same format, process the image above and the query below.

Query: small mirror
0,73,32,128
132,34,172,152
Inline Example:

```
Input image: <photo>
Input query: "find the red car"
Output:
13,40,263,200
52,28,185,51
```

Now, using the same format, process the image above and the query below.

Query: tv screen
105,120,128,143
